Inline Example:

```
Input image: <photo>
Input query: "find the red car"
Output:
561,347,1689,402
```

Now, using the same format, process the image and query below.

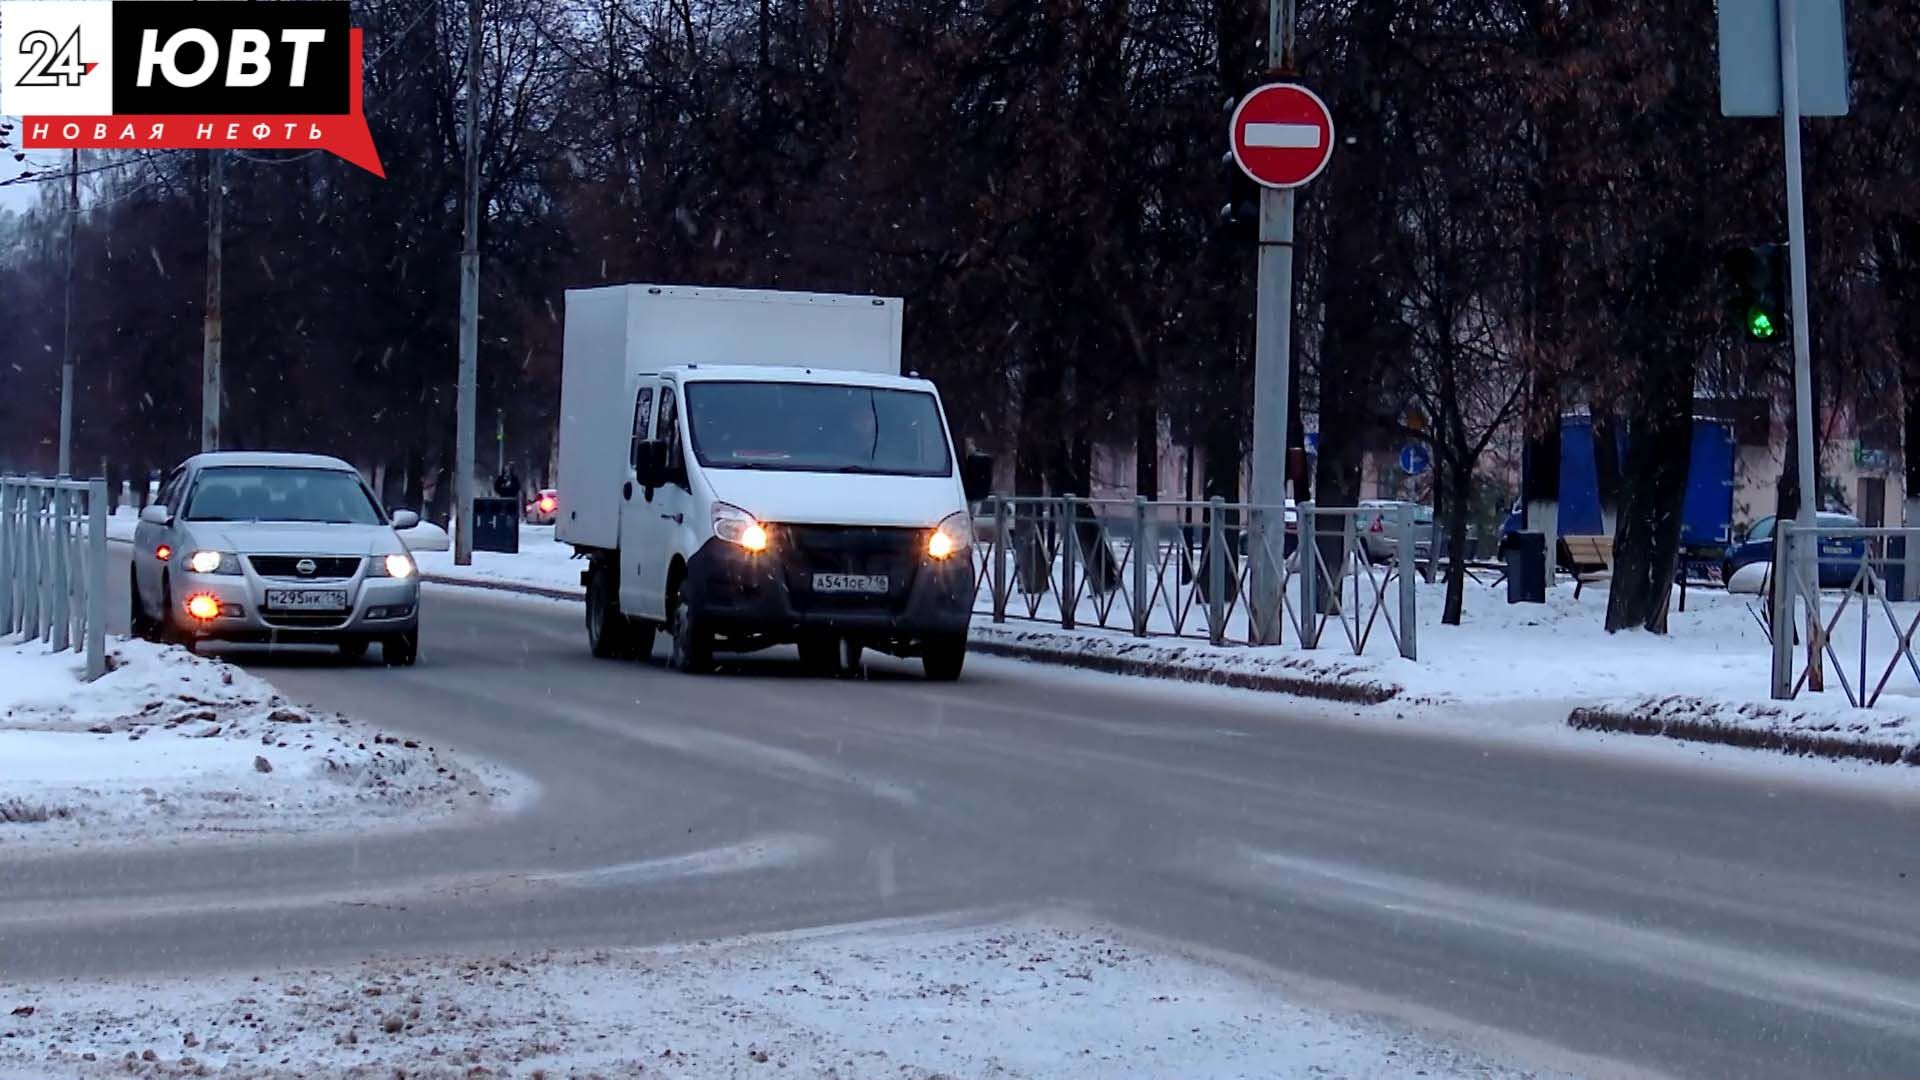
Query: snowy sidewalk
0,635,519,849
0,915,1566,1079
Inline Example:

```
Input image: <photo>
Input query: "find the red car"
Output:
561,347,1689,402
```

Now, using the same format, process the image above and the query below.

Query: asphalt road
3,549,1919,1078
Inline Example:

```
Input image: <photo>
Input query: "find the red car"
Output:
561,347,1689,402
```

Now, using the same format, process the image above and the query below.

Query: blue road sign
1399,444,1430,477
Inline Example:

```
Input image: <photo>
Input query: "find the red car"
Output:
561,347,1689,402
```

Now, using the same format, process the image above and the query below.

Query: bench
1562,535,1614,598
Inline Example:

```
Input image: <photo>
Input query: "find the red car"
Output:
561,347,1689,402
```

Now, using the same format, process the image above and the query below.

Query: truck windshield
685,382,953,477
184,467,385,524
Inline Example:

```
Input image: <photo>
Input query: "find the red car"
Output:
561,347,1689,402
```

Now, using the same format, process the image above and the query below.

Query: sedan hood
184,521,404,556
702,469,965,529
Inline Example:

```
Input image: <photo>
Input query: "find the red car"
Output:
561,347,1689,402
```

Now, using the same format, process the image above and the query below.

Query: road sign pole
203,150,223,453
1247,0,1296,646
1779,0,1821,689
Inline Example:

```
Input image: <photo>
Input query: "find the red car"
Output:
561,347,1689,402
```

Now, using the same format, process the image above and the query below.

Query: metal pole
495,408,506,475
454,0,484,566
1778,0,1821,689
1248,0,1297,646
991,496,1008,623
86,479,106,679
1398,506,1418,660
1132,496,1151,637
1298,501,1318,648
1060,496,1078,630
1207,497,1227,646
202,150,223,452
1770,521,1794,698
58,150,78,476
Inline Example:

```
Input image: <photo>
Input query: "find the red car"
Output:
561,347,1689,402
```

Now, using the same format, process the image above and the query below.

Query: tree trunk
1134,395,1158,500
1605,347,1696,633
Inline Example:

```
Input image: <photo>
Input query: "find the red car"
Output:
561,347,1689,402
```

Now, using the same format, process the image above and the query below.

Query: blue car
1722,513,1867,589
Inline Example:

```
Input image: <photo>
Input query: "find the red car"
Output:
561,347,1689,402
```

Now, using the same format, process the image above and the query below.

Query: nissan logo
296,559,318,576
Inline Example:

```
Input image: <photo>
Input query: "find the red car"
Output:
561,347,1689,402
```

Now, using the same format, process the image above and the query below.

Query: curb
1567,705,1920,766
416,574,1395,705
419,573,583,602
967,635,1397,705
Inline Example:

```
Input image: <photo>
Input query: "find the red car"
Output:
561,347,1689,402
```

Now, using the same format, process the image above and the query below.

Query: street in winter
4,0,1920,1077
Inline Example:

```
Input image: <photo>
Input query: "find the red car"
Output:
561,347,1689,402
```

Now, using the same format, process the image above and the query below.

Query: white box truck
556,284,991,678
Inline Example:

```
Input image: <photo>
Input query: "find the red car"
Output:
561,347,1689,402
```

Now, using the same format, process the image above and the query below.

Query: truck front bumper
681,528,973,648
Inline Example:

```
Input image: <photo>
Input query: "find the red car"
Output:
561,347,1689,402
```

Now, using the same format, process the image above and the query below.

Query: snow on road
0,917,1566,1079
0,636,518,849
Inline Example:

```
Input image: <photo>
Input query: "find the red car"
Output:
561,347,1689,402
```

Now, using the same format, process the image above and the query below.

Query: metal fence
0,476,109,680
1768,521,1920,707
971,496,1418,660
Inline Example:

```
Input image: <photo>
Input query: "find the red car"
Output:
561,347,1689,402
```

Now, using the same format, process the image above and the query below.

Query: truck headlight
713,503,769,553
928,512,970,560
187,550,241,575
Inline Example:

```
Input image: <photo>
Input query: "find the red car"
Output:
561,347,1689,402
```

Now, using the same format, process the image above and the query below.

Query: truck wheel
587,561,638,659
922,635,966,682
129,565,158,641
670,598,713,674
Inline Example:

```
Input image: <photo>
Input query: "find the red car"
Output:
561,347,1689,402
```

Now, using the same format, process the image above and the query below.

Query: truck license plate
812,573,888,595
265,589,349,611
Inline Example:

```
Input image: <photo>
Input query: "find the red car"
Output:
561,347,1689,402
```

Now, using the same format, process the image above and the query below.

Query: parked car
525,488,559,525
1359,500,1433,563
1721,512,1867,590
129,452,422,664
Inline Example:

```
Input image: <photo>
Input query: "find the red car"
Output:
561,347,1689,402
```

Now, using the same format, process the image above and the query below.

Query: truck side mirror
962,452,994,503
634,442,665,489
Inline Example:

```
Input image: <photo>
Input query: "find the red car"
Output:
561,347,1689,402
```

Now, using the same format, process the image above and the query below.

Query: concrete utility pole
58,148,77,476
202,150,223,453
1247,0,1296,645
453,0,482,566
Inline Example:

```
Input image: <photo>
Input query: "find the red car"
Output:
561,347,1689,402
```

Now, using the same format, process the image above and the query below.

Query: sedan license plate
812,573,888,595
1822,543,1851,557
265,589,349,612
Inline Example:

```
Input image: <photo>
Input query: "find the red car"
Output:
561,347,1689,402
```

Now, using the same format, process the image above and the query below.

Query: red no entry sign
1229,83,1335,189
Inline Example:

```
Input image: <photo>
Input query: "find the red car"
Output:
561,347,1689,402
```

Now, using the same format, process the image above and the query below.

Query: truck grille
780,525,922,611
248,555,362,579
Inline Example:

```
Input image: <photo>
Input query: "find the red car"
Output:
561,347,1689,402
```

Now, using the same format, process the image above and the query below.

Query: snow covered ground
412,524,584,594
0,915,1566,1079
0,635,520,849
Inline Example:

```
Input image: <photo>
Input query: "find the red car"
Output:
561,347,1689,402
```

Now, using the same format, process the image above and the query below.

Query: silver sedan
129,452,423,665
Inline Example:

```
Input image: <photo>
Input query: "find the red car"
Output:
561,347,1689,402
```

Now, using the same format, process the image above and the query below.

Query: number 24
17,28,86,88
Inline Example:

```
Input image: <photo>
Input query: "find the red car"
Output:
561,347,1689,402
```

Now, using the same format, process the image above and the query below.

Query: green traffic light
1747,308,1777,340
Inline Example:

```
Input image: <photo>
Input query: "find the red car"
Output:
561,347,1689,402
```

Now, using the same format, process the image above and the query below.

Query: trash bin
471,496,520,554
1505,530,1545,604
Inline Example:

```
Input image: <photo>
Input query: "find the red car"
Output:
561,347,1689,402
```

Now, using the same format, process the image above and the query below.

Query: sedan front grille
248,555,362,579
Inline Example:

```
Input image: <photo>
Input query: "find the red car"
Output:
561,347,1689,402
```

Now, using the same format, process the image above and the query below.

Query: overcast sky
0,149,66,216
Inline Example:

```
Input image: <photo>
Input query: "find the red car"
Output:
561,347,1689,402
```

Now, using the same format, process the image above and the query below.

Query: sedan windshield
685,382,953,477
184,467,384,524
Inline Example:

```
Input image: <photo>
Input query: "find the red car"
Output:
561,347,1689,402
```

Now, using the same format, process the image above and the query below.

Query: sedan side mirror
139,504,171,526
961,452,995,503
390,509,421,530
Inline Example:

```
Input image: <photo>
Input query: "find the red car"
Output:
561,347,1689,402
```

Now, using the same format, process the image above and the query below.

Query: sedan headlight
928,512,970,560
713,502,769,553
370,553,415,579
186,550,241,575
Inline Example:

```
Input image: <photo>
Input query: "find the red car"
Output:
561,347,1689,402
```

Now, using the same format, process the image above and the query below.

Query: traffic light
1723,243,1788,342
